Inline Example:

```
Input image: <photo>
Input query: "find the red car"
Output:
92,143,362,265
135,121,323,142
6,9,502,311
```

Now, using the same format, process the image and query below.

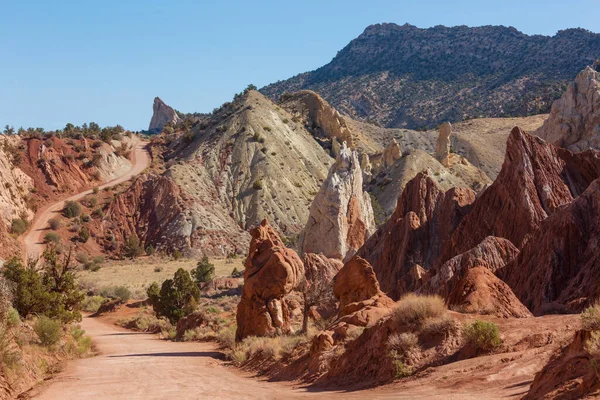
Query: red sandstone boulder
235,220,304,341
500,179,600,314
358,172,475,299
447,267,532,318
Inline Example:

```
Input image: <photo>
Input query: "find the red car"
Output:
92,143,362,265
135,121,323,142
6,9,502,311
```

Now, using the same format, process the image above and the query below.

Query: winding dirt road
21,138,150,260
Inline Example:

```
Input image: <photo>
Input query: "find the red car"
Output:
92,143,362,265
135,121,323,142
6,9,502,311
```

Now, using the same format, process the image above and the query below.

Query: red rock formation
102,174,248,257
419,236,518,300
500,179,600,314
358,172,475,299
235,220,304,341
441,127,600,263
447,267,532,318
524,330,600,399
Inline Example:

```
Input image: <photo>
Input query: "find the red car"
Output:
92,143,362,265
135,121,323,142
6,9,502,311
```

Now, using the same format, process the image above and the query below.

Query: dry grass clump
388,332,419,355
393,294,447,329
421,314,458,338
585,331,600,357
117,312,172,334
230,334,309,364
581,304,600,331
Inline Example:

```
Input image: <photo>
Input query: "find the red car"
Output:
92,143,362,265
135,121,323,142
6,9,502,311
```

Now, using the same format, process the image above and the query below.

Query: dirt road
32,316,330,400
21,138,150,260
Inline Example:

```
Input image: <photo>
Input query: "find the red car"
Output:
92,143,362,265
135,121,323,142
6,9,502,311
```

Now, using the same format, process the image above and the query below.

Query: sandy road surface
20,138,150,260
32,316,336,400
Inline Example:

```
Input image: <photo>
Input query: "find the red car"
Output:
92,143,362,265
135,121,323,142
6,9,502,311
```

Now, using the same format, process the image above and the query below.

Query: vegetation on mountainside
262,23,600,129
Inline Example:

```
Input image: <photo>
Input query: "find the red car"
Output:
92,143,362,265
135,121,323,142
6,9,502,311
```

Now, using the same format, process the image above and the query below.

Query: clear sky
1,0,598,131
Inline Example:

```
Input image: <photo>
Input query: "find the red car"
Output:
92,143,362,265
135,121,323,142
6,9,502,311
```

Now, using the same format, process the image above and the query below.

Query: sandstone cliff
536,64,600,152
299,142,375,261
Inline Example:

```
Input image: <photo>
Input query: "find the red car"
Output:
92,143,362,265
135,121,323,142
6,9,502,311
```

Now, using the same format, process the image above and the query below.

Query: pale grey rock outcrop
148,97,182,133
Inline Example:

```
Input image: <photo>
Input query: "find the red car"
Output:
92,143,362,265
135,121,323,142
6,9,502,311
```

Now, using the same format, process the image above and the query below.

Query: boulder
235,220,304,341
447,267,532,318
148,97,181,134
435,122,452,166
536,65,600,152
299,142,375,261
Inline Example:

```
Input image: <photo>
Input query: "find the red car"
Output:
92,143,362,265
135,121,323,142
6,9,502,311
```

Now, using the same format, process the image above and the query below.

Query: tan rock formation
0,135,33,227
235,220,304,341
435,122,452,166
536,65,600,152
382,138,401,167
299,142,375,261
148,97,181,133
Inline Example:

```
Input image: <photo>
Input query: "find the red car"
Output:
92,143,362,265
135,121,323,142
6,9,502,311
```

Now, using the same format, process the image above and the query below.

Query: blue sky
1,0,598,131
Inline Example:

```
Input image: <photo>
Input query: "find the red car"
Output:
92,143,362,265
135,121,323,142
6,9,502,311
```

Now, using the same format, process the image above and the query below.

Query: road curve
20,138,150,261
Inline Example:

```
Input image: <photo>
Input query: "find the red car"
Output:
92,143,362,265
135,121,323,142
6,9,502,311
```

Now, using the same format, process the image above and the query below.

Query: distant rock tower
383,138,402,167
148,97,182,134
436,122,452,167
299,142,376,262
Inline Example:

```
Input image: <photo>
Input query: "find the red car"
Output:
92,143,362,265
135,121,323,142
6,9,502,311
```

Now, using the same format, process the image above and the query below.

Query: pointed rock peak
435,122,452,166
148,96,181,133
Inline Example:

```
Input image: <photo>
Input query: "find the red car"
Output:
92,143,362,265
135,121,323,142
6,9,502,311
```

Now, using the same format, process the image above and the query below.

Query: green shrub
253,180,263,190
146,245,156,256
62,201,82,218
147,268,201,324
172,249,183,260
392,294,447,328
122,235,144,259
231,267,243,278
83,296,106,313
463,320,501,353
6,307,20,328
35,316,62,346
78,226,90,242
43,232,61,244
48,217,61,230
581,305,600,331
193,256,215,284
113,286,131,302
10,218,29,235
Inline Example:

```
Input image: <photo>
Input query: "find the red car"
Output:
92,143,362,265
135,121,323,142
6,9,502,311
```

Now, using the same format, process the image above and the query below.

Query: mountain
262,23,600,129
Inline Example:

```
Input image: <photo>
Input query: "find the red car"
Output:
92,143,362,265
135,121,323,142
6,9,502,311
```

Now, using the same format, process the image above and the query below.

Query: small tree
192,256,215,284
300,275,335,334
48,217,61,230
62,201,82,218
147,268,201,323
122,235,143,259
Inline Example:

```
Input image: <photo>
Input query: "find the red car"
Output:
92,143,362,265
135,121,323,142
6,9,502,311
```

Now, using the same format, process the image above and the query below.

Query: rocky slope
535,63,600,152
299,142,375,261
263,23,600,129
148,97,181,134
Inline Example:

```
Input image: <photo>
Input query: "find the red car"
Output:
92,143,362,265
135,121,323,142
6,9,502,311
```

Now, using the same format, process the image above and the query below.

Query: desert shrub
10,218,29,235
231,267,243,278
92,186,99,194
122,235,144,259
62,201,82,218
83,296,106,313
92,208,104,218
113,286,131,302
234,335,307,362
81,213,91,222
252,179,263,190
2,250,84,323
388,332,419,355
192,256,215,284
216,325,236,348
48,217,61,230
154,266,163,273
581,304,600,331
35,316,62,346
44,232,61,244
78,226,90,242
68,324,92,356
117,312,172,333
421,315,458,338
172,249,183,260
390,354,414,378
463,320,501,353
585,331,600,357
6,307,20,328
146,245,156,256
76,252,89,265
392,294,447,328
147,268,201,323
